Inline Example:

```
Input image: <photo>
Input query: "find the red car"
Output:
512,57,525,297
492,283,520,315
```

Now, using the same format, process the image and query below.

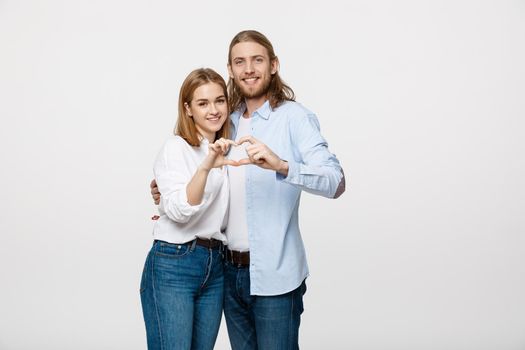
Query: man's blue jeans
140,240,224,350
223,260,307,350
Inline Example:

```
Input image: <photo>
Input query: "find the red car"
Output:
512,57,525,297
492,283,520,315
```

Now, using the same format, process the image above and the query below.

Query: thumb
223,159,240,166
236,158,252,166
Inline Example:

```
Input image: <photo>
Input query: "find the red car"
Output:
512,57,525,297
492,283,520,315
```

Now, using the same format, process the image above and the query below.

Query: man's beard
238,75,272,99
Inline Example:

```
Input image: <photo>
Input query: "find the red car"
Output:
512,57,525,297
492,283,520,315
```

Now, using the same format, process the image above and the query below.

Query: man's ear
227,64,234,80
271,57,279,75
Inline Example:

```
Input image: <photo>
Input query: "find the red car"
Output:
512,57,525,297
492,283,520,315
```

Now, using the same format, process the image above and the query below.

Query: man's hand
236,136,289,176
150,179,160,205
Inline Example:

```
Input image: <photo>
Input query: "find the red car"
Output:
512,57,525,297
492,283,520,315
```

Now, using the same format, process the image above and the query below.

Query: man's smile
242,77,260,85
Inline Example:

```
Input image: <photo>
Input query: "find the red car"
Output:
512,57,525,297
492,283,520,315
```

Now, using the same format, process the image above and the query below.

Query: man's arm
150,179,160,205
281,112,345,198
236,113,346,199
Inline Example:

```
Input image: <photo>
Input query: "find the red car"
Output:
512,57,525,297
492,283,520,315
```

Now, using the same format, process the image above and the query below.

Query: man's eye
256,58,263,63
235,60,243,65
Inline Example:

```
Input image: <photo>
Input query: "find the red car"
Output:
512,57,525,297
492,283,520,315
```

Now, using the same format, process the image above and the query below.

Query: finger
257,152,266,161
223,159,240,166
237,135,258,146
224,139,237,151
150,179,157,189
219,138,237,146
214,144,225,154
208,145,219,156
215,139,234,153
254,151,269,161
209,143,221,152
237,158,252,165
245,144,264,153
216,138,235,145
246,148,264,159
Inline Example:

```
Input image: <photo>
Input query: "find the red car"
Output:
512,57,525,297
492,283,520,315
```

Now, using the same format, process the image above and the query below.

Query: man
151,30,345,349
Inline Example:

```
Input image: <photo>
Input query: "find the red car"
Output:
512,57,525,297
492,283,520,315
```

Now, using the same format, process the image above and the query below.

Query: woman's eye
217,99,225,104
198,102,207,107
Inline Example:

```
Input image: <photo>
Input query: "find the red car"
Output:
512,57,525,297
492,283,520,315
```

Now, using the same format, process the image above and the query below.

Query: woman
140,68,236,350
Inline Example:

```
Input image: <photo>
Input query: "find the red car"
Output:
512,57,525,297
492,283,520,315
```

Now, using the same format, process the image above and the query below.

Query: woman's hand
200,138,239,171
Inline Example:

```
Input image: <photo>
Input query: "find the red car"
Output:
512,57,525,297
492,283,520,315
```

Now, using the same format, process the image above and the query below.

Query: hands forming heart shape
205,136,286,173
222,141,250,165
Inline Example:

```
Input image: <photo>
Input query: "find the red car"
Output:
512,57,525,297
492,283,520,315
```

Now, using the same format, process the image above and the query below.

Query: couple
140,30,346,350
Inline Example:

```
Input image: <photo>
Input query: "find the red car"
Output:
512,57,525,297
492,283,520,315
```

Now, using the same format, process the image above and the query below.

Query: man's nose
245,60,254,73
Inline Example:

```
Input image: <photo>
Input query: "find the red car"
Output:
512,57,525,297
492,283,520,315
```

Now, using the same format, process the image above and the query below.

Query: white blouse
152,135,228,244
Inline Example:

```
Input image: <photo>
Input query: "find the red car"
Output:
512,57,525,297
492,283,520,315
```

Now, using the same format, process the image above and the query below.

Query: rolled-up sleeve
277,113,346,198
154,139,205,223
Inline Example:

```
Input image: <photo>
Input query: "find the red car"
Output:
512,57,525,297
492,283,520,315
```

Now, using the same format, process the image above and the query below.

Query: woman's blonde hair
175,68,230,146
227,30,295,111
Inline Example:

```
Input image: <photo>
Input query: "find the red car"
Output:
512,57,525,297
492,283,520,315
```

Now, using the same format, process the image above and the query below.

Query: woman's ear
184,102,192,117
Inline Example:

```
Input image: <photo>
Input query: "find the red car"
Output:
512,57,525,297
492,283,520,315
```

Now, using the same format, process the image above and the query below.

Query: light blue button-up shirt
229,100,345,296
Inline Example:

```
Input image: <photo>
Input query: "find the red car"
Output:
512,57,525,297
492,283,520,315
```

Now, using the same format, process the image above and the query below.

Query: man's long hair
227,30,295,112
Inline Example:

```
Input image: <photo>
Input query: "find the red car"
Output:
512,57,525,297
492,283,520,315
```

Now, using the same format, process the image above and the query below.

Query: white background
1,0,524,349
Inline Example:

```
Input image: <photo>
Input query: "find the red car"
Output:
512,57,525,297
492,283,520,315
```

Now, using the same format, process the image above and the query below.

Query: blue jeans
223,260,307,350
140,240,224,350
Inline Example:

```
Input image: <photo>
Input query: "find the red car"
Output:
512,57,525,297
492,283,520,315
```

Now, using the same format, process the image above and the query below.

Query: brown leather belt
195,238,223,249
226,249,250,267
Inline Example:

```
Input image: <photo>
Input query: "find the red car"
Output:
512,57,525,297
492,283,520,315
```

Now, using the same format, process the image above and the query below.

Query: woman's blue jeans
140,240,224,350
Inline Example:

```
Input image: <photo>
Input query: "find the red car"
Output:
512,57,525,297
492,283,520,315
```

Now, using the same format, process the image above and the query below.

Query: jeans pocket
155,241,192,258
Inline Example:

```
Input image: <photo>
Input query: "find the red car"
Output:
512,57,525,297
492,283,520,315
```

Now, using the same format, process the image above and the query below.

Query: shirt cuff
179,184,206,211
160,184,206,221
276,159,299,183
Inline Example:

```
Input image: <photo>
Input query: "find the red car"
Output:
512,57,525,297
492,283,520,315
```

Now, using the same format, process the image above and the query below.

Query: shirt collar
254,100,272,120
235,99,272,120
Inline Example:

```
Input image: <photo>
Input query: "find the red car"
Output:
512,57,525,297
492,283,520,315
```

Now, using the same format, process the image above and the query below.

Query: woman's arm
153,138,238,223
185,138,237,205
